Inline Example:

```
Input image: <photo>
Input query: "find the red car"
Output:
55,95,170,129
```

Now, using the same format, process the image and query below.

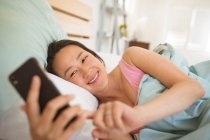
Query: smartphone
9,58,75,125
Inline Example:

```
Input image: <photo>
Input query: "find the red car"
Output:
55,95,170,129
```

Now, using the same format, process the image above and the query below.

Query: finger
61,110,86,139
49,105,81,136
104,102,114,129
112,101,124,130
93,104,106,130
92,128,109,139
25,75,41,127
85,111,95,119
40,95,74,129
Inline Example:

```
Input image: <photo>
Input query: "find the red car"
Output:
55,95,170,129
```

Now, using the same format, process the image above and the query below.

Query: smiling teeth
88,72,98,84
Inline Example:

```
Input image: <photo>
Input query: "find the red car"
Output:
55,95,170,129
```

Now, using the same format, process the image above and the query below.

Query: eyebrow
64,51,84,77
77,51,84,60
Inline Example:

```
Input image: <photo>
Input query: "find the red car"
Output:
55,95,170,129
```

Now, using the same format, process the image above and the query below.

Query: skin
24,45,204,140
23,76,87,140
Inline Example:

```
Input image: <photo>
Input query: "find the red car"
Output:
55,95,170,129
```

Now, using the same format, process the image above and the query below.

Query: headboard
48,0,93,48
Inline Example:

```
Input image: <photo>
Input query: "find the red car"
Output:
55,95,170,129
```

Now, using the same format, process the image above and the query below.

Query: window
166,6,210,52
187,9,210,52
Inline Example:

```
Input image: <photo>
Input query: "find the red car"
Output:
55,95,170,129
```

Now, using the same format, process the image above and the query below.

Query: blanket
134,43,210,140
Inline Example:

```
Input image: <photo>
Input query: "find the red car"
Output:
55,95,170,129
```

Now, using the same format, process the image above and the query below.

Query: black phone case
9,58,73,124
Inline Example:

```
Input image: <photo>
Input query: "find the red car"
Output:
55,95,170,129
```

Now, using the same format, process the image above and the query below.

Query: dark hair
46,39,104,75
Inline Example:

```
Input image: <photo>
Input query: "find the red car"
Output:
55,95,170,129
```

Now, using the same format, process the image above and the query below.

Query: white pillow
47,73,98,111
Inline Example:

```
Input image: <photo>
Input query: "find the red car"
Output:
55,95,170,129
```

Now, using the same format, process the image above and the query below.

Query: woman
25,39,206,140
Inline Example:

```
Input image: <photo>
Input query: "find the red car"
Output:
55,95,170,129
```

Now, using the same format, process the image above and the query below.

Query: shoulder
122,47,149,65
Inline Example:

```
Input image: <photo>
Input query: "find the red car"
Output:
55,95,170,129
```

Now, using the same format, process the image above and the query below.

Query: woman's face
52,45,108,95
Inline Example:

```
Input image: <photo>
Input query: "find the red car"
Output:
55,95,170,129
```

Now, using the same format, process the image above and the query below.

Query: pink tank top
119,59,145,134
119,59,145,97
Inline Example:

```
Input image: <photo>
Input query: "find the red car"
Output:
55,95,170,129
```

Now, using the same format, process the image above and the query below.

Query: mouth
87,71,99,84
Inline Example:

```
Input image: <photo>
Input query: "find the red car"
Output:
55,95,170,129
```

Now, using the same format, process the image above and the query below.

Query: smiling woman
46,39,113,100
44,39,210,140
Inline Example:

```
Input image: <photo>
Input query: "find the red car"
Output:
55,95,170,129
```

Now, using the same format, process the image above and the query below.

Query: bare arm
123,47,204,126
90,47,204,139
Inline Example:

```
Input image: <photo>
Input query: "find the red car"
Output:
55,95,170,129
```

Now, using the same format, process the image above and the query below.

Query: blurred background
50,0,210,64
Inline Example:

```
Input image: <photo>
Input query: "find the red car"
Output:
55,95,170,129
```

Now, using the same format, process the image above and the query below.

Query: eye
82,56,88,63
70,70,78,77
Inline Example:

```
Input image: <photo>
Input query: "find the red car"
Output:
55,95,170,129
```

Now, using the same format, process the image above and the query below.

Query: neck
96,67,121,102
97,66,132,106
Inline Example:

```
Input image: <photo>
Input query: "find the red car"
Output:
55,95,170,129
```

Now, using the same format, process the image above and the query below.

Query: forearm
135,79,204,127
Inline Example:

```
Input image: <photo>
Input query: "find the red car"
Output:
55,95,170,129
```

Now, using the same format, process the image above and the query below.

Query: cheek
69,77,87,89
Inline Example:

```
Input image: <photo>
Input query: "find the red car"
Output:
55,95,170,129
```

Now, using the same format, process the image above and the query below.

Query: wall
80,0,210,64
80,0,101,51
128,0,210,51
125,0,210,63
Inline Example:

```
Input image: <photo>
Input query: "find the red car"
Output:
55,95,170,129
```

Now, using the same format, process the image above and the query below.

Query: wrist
133,105,146,128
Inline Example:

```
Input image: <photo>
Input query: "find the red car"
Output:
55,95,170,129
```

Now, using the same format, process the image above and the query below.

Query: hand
91,101,143,139
22,76,87,140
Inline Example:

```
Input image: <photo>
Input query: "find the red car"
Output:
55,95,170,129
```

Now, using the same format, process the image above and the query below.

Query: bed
0,0,210,140
0,0,101,139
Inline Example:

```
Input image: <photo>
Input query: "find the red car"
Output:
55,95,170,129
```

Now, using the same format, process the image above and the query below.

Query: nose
78,63,89,79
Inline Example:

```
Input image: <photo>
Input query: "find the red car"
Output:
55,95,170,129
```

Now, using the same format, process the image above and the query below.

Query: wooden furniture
128,40,150,49
48,0,93,48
